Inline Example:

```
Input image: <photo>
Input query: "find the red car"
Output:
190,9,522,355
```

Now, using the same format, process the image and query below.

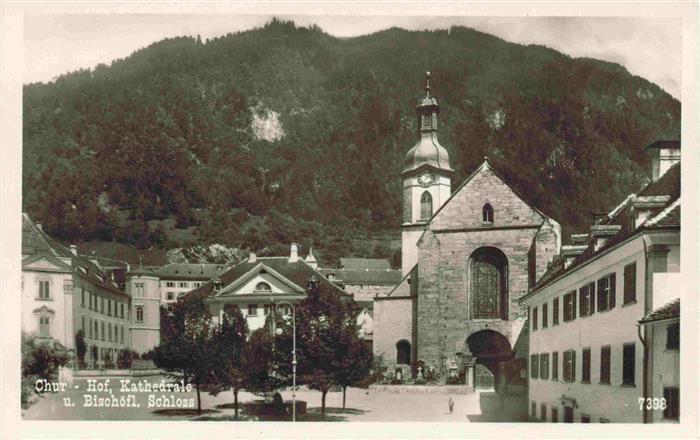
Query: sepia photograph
1,2,698,438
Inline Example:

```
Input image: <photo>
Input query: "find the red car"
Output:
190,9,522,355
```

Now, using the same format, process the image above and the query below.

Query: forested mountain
22,19,680,266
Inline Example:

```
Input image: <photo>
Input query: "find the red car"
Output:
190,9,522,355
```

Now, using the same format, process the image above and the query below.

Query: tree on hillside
151,299,215,413
210,304,249,419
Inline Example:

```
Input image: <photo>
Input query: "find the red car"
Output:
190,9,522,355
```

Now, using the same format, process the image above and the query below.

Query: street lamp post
274,300,296,422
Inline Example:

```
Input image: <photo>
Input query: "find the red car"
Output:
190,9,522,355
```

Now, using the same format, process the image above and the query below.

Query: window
622,343,635,386
600,346,611,384
552,298,559,325
532,307,538,331
582,348,591,383
563,291,577,322
81,290,86,307
551,407,558,423
120,303,125,319
81,315,85,332
179,282,188,288
563,350,576,382
420,192,433,221
134,283,144,298
552,352,559,381
530,354,539,379
247,304,258,316
89,293,93,310
108,299,112,316
100,297,104,314
101,322,105,341
120,325,124,343
581,414,590,423
255,282,272,292
166,281,175,288
663,387,679,420
166,292,175,301
193,282,201,288
597,273,616,312
540,353,549,380
666,322,680,350
135,306,144,323
482,203,494,223
88,318,93,338
396,340,411,365
108,324,112,342
94,321,99,339
38,316,50,337
540,404,547,421
542,303,548,328
531,402,537,419
264,304,270,315
470,248,508,320
623,263,637,304
38,280,50,299
579,282,595,316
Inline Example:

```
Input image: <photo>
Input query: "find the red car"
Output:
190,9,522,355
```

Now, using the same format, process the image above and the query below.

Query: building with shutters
21,214,131,368
373,73,561,391
519,142,680,423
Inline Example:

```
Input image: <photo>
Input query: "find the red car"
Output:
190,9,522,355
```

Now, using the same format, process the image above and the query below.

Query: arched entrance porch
465,330,513,391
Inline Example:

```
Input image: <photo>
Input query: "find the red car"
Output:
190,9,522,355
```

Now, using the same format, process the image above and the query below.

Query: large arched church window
470,247,508,320
482,203,494,223
420,192,433,221
396,340,411,365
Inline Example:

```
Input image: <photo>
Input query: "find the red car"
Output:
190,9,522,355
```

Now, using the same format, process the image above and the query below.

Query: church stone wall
373,297,414,370
415,227,544,368
430,166,543,231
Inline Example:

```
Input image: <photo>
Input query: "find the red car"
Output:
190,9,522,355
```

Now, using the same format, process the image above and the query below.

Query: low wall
369,384,473,395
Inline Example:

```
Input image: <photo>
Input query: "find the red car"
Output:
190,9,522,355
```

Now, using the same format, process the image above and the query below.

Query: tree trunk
342,386,347,409
196,379,202,413
321,389,327,420
234,388,239,419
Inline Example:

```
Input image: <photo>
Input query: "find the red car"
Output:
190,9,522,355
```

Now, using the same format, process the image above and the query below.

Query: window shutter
572,351,576,382
579,288,585,316
609,273,616,308
597,279,604,311
572,292,577,319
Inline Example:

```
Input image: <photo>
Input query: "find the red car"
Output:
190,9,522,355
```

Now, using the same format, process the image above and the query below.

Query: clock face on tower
417,171,435,187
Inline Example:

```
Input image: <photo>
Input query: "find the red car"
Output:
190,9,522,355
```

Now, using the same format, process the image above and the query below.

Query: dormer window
255,282,271,293
212,277,223,292
482,203,494,223
420,191,433,221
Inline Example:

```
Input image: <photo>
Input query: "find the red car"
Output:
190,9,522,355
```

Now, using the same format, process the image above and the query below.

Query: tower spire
425,71,431,97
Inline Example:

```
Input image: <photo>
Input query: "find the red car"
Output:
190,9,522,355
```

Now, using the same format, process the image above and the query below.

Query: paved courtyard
22,376,527,422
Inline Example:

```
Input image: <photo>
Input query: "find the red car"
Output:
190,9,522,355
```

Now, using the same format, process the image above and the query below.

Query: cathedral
373,73,561,391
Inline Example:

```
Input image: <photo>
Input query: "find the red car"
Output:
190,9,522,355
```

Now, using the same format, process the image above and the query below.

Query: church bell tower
401,72,453,275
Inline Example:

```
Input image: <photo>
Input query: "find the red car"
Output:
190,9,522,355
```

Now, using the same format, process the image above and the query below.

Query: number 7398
639,397,666,410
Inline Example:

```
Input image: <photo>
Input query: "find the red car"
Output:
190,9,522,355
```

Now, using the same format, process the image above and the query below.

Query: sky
24,15,682,99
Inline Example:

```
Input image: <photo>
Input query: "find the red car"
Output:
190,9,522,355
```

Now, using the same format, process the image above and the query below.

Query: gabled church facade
374,73,561,391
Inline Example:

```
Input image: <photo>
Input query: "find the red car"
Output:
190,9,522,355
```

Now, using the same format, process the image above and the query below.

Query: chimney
248,252,257,263
589,224,622,251
289,243,299,263
36,223,43,231
647,140,680,181
561,245,587,269
70,244,78,256
570,234,589,246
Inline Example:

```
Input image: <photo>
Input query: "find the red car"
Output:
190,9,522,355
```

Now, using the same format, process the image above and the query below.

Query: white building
520,142,680,423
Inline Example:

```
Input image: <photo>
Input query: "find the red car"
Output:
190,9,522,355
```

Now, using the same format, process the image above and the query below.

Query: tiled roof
154,263,229,281
186,257,348,300
339,258,392,271
639,162,680,199
639,298,680,324
646,140,681,150
319,268,402,286
21,214,127,297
